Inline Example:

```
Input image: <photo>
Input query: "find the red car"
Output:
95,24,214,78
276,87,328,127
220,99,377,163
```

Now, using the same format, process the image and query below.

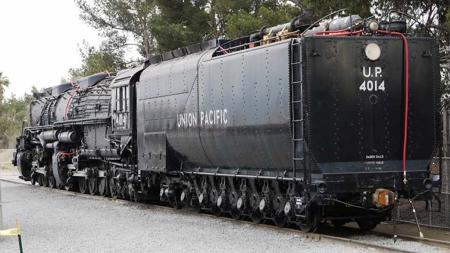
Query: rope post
17,220,23,253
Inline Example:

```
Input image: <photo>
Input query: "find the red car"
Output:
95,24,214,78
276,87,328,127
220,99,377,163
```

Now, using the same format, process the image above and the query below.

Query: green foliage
225,11,261,38
76,0,157,57
369,0,450,92
0,73,35,148
301,0,371,18
75,0,301,53
69,41,126,80
226,4,298,38
210,0,262,36
75,0,450,53
0,88,34,148
151,0,211,52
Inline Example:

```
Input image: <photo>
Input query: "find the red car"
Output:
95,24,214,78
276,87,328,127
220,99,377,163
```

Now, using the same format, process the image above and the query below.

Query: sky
0,0,106,98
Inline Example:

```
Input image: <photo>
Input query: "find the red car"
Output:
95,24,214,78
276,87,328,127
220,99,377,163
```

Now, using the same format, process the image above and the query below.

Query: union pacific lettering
177,109,228,128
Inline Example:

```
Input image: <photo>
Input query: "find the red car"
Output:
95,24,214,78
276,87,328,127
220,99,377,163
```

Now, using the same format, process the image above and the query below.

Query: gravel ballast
0,181,448,253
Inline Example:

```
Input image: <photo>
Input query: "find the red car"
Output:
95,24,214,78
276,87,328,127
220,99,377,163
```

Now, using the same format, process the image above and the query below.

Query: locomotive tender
12,14,440,232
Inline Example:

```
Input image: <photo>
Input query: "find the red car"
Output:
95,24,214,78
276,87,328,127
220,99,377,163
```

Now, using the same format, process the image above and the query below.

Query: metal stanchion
17,220,23,253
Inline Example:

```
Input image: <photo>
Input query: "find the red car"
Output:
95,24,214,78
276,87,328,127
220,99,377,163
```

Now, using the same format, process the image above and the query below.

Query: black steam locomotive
12,14,440,232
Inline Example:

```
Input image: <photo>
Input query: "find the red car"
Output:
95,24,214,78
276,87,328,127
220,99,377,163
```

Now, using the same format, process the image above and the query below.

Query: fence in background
397,110,450,229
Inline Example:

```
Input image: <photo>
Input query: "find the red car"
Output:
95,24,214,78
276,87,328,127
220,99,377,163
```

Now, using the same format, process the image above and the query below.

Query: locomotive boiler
13,13,440,232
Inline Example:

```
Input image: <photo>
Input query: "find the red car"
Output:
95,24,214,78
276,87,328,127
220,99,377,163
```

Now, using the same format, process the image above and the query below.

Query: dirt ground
0,149,14,171
1,181,383,253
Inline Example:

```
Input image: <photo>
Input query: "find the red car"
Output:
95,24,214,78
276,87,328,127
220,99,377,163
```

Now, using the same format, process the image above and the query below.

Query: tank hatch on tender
144,38,227,66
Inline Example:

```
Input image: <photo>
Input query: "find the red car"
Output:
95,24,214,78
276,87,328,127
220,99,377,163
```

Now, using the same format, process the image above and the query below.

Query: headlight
365,43,381,61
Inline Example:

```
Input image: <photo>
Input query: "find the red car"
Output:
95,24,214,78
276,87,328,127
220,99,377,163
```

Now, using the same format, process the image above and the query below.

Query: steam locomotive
12,13,440,232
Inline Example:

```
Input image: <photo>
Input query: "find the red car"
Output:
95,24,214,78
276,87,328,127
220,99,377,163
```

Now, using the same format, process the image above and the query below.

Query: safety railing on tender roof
211,9,426,57
213,9,356,57
212,30,302,57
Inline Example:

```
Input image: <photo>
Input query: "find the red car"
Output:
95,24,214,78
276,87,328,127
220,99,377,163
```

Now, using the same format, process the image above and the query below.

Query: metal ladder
290,39,305,182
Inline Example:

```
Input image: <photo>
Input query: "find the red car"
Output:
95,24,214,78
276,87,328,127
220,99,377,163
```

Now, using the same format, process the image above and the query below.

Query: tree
300,0,371,18
69,41,126,80
369,0,450,92
76,0,157,57
224,2,300,38
75,0,302,54
0,80,44,148
0,72,10,102
0,89,34,148
208,0,261,37
75,0,450,65
150,0,211,52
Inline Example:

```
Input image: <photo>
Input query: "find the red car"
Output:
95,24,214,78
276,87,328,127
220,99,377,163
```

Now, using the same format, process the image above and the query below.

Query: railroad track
1,178,449,253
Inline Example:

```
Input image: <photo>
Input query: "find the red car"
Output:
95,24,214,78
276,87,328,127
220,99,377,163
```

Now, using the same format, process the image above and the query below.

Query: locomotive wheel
78,178,88,194
88,178,98,195
211,206,221,216
48,176,56,188
298,213,319,233
274,211,288,228
180,189,191,207
120,184,129,200
38,174,44,186
173,195,183,209
128,183,138,202
299,222,318,233
109,172,119,198
251,209,263,224
230,208,241,220
64,182,75,191
30,174,37,185
98,178,108,196
42,175,49,187
331,219,348,228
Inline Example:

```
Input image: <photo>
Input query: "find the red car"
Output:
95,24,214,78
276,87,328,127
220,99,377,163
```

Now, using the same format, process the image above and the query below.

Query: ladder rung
291,53,305,166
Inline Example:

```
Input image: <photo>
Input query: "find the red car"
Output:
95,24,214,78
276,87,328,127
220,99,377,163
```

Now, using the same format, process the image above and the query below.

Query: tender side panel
137,51,209,171
196,40,291,170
